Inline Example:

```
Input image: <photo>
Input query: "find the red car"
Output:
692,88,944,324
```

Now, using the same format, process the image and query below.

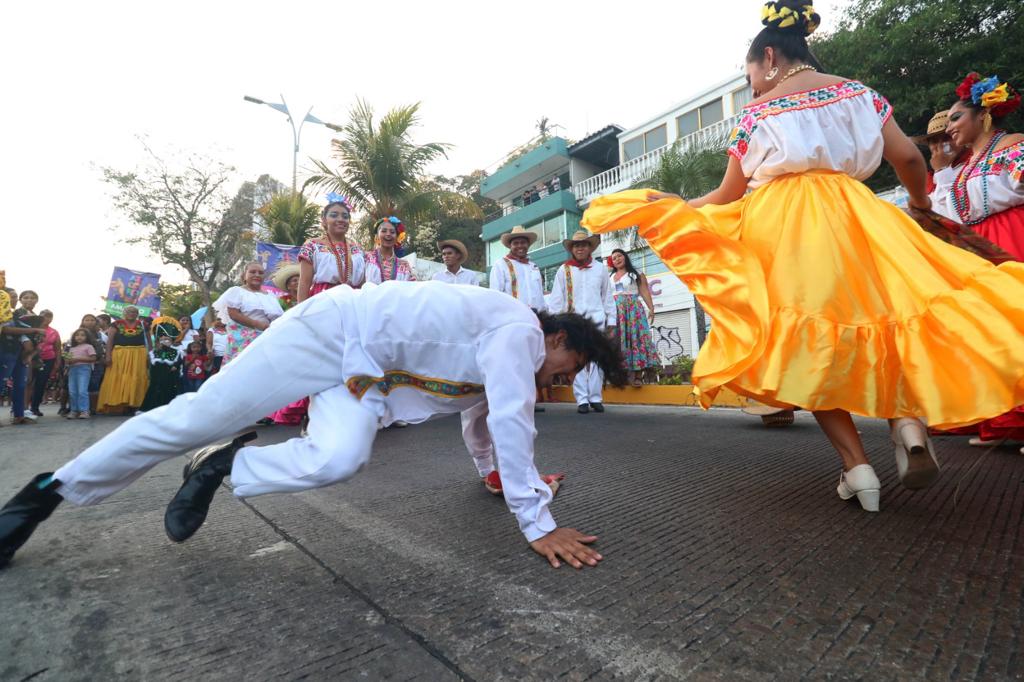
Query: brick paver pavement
1,405,1021,680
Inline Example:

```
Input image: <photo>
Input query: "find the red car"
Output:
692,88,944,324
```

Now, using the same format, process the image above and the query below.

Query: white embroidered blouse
298,239,367,287
930,137,1024,224
728,80,893,189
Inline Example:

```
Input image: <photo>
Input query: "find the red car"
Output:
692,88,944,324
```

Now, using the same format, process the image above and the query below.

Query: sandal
484,471,565,496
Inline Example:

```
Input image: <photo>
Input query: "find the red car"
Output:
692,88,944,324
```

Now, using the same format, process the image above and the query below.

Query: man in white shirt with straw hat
489,226,547,313
432,239,478,286
550,230,616,414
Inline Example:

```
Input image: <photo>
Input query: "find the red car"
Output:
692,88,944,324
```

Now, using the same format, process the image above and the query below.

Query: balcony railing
484,184,571,223
574,115,740,205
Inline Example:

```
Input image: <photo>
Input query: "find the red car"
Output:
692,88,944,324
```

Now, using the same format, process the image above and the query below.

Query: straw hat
271,263,301,291
911,110,951,143
436,239,468,263
562,229,600,252
500,225,538,248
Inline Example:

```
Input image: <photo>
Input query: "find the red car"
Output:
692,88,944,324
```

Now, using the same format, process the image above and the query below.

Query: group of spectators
0,276,229,424
520,175,564,207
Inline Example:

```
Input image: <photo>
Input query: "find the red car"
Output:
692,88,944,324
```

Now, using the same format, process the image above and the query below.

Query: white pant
54,294,382,505
572,362,604,405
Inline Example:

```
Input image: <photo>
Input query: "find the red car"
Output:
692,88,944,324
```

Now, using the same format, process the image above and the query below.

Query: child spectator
65,328,97,419
206,319,228,374
182,340,209,392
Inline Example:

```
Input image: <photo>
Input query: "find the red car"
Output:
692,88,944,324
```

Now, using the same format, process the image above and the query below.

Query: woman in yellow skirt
583,0,1024,511
97,305,150,415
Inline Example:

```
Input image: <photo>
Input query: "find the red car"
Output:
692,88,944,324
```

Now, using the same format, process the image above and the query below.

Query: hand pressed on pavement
529,527,602,569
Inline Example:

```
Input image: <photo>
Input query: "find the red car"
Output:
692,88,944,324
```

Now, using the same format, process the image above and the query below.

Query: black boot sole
164,432,257,544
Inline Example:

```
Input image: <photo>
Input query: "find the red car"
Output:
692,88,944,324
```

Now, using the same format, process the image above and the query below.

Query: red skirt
309,282,339,296
974,204,1024,262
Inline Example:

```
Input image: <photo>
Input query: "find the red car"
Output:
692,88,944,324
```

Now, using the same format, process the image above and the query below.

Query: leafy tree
415,171,497,270
812,0,1024,190
258,192,321,246
305,99,480,248
157,282,207,320
103,143,256,308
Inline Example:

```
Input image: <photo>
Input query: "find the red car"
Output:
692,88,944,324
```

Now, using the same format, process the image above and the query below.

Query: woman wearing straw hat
550,230,615,413
489,226,547,312
433,239,477,285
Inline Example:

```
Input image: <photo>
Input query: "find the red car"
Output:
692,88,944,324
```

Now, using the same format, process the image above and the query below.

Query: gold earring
766,66,779,81
982,111,993,133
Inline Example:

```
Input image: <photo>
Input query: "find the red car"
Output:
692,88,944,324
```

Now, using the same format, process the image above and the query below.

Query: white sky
1,0,842,337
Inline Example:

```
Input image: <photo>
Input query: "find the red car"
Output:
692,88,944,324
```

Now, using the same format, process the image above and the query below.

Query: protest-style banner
256,241,302,292
105,267,161,318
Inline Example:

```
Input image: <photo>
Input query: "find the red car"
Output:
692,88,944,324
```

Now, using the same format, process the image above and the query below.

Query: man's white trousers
54,294,381,505
572,362,604,406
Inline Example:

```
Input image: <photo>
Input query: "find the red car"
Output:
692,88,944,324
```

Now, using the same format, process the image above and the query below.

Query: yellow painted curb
548,385,749,408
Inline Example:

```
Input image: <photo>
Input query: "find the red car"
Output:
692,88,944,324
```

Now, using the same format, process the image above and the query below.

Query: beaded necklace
323,236,351,285
950,130,1005,225
118,319,142,337
375,249,398,281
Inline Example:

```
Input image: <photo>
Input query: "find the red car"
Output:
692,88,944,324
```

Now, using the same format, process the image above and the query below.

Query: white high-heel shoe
837,464,881,512
891,418,941,489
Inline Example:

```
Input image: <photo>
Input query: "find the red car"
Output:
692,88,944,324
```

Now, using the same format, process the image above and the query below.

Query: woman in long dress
97,306,150,415
929,74,1024,452
608,249,659,387
582,0,1024,511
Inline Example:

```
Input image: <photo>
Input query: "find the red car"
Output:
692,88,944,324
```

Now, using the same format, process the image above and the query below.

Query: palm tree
258,192,321,246
305,99,481,249
536,116,551,142
630,133,730,347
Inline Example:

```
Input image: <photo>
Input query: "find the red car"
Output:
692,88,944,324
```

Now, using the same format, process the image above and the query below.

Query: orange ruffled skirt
582,172,1024,429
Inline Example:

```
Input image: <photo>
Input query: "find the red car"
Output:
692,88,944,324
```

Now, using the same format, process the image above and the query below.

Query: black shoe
577,404,590,414
164,432,257,543
589,403,605,413
534,406,546,413
256,417,275,426
0,473,63,569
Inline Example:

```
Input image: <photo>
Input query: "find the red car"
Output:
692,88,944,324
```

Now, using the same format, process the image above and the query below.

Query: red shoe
483,471,565,496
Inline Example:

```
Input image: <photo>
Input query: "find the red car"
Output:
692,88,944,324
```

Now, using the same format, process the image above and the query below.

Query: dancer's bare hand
647,191,681,203
908,196,932,212
530,528,602,569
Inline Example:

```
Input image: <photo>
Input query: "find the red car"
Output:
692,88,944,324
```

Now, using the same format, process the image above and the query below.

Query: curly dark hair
537,311,627,387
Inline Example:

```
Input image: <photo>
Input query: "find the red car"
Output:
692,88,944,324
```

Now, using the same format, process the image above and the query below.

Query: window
644,125,667,153
542,214,563,247
486,238,506,267
699,99,723,127
622,136,644,161
732,85,753,111
676,109,699,137
677,97,728,139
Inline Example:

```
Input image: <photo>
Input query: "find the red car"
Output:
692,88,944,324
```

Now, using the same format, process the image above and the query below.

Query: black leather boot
0,473,63,569
164,432,257,543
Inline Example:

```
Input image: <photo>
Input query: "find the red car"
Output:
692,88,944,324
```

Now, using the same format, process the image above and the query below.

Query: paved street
1,405,1022,681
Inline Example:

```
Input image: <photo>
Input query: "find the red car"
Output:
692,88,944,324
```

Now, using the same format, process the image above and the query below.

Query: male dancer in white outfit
488,226,547,313
549,231,616,414
0,282,624,571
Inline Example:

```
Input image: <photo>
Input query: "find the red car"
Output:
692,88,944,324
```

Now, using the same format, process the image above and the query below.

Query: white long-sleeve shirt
489,257,547,312
549,262,616,328
323,282,555,541
432,267,479,286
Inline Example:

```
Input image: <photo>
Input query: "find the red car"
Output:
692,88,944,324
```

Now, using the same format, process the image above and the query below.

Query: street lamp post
243,95,343,194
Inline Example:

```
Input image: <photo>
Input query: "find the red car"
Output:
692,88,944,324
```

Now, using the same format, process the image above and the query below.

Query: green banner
104,299,154,319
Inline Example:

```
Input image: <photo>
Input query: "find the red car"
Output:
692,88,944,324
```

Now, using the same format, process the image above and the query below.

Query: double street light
243,94,343,194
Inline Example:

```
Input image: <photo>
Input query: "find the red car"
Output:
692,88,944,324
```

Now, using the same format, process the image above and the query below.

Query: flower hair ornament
374,216,407,256
605,255,615,268
324,192,354,212
762,1,820,36
956,73,1021,120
